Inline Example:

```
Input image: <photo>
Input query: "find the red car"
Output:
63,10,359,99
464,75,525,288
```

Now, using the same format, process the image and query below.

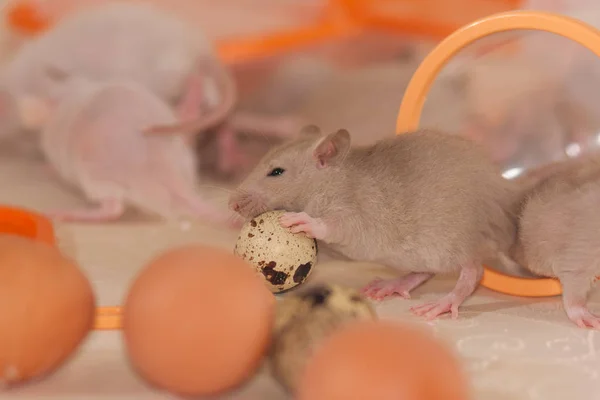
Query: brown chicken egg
0,234,95,386
297,320,471,400
122,244,276,397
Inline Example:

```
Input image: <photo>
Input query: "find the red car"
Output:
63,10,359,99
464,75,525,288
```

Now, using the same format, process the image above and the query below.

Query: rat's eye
267,167,285,177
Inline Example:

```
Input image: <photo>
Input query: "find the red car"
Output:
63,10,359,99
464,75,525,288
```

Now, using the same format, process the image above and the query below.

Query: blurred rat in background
229,126,520,320
35,73,236,225
0,1,305,176
511,151,600,329
458,59,594,169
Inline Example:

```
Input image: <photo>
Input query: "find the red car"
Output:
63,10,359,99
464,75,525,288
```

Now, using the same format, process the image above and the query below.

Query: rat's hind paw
361,278,411,300
361,273,434,301
411,294,460,320
565,305,600,329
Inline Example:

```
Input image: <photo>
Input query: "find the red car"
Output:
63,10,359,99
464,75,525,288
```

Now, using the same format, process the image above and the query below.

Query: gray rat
229,126,520,320
512,152,600,329
37,76,234,224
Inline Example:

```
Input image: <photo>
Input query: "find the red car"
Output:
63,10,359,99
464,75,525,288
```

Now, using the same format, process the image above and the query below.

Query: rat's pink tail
143,60,237,135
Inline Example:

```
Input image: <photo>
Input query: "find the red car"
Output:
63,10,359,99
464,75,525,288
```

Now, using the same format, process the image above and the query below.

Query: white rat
1,2,232,130
512,152,600,328
229,126,520,319
0,1,301,173
37,76,233,224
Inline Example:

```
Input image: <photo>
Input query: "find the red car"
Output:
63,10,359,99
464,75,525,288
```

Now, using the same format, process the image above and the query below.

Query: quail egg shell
269,284,377,392
233,210,317,293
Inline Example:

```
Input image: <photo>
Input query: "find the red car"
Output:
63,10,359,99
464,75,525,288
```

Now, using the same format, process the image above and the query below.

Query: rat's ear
313,129,351,168
300,124,322,137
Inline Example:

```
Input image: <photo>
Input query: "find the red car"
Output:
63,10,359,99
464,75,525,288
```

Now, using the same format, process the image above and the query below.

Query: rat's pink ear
313,128,351,168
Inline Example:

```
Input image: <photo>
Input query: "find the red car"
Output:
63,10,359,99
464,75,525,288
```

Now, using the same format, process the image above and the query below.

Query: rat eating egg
234,210,317,293
269,284,377,393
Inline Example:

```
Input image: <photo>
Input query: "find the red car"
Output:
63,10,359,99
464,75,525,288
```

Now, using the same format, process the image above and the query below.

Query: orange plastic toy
397,10,600,297
0,205,55,245
5,0,51,35
5,0,521,64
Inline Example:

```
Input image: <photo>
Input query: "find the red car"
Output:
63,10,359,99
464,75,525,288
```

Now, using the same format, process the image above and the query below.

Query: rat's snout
228,197,241,212
228,188,267,218
228,189,252,215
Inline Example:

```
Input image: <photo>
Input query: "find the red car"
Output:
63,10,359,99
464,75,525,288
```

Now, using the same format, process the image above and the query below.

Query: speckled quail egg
268,284,377,393
233,210,317,293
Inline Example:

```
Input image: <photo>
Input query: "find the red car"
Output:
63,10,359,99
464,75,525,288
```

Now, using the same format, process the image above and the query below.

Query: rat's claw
289,223,314,238
279,212,309,227
279,212,327,240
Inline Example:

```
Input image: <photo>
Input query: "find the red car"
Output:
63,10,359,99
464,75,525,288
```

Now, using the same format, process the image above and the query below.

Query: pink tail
143,59,237,135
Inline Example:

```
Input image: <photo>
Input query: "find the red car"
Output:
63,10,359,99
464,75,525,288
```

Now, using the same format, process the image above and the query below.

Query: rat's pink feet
411,293,462,320
361,272,434,301
560,272,599,329
565,305,600,329
279,212,327,240
411,262,482,320
48,198,124,222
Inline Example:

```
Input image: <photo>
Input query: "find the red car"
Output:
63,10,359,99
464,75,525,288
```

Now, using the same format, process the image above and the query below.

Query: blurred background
1,0,600,183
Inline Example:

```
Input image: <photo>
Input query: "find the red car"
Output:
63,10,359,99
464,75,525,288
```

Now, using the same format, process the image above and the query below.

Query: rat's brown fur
230,127,521,318
512,152,600,329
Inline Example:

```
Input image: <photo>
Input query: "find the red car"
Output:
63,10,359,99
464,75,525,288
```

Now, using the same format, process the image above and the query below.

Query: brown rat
229,126,520,320
511,152,600,329
37,76,234,224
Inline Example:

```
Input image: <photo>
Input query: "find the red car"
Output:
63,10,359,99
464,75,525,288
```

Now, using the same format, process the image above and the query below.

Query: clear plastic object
425,0,600,181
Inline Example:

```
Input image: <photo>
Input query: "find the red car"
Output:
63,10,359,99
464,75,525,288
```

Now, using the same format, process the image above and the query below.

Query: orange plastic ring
94,306,123,330
0,205,55,245
395,10,600,297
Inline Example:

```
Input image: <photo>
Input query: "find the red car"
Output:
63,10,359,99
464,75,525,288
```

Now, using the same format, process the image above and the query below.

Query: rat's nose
228,198,240,212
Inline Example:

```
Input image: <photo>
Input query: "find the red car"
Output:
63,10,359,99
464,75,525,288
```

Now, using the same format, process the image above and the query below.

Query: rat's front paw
279,212,327,240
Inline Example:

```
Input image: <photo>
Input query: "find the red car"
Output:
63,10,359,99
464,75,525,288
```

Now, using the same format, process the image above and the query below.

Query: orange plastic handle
0,205,56,245
94,306,123,330
396,10,600,297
